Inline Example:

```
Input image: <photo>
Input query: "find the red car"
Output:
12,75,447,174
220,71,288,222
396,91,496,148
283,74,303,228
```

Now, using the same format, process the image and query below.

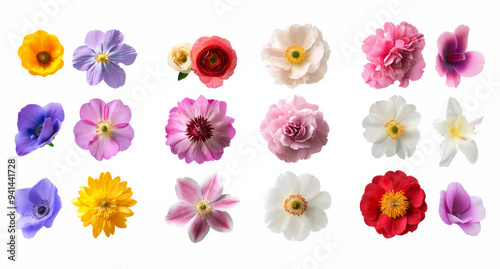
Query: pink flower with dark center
165,95,235,164
165,174,239,243
436,25,485,87
362,22,426,89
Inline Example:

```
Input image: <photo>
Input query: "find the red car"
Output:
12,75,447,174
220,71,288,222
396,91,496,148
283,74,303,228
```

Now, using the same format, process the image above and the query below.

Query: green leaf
178,72,189,81
48,143,54,147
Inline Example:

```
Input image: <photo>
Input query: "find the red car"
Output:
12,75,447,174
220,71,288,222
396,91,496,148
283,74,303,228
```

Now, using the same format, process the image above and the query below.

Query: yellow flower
72,172,136,238
18,30,64,76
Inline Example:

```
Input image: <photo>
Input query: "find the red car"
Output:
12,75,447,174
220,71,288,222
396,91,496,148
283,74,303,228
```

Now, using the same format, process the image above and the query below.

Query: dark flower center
32,199,51,220
283,121,306,139
33,123,44,138
36,51,51,64
185,116,214,143
38,206,47,215
197,47,229,76
291,51,300,58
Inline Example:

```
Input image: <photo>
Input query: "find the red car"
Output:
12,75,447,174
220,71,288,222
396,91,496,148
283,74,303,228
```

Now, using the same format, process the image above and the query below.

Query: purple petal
454,25,470,53
103,30,124,53
16,215,39,229
106,100,131,124
80,99,106,123
437,31,457,57
436,54,449,77
439,190,452,225
14,188,32,215
103,62,126,88
17,104,45,130
43,103,65,123
206,210,233,232
37,117,59,146
459,196,486,223
109,44,137,66
188,215,209,243
453,51,485,77
15,130,38,156
165,202,196,226
73,120,96,150
446,182,471,216
43,191,61,228
211,194,239,211
445,68,461,88
84,30,105,52
73,45,97,71
28,178,56,202
110,124,134,151
86,62,104,86
21,222,44,239
456,222,481,236
88,136,120,161
201,174,223,202
175,177,201,204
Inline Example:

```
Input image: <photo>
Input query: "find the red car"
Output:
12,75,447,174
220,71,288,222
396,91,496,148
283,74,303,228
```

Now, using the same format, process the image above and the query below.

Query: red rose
360,170,427,238
191,36,237,88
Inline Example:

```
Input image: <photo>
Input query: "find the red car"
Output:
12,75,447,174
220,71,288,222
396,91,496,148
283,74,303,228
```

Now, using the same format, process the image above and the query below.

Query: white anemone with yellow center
362,95,421,159
264,172,331,241
434,97,483,167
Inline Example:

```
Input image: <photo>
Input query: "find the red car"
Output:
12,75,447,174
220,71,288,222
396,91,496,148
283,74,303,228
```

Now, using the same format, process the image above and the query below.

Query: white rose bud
168,43,193,73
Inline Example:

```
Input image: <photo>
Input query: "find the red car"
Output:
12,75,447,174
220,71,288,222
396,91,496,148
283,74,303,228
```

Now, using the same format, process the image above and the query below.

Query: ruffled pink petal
437,32,457,57
445,68,461,88
165,202,196,226
456,222,481,236
201,174,223,202
206,210,233,232
106,99,132,124
211,194,239,211
110,124,134,151
188,215,209,243
88,136,120,161
80,99,106,123
73,120,96,150
175,177,201,204
453,51,485,77
454,25,470,53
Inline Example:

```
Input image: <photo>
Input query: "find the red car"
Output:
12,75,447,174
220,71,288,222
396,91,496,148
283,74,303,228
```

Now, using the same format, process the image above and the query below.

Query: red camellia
360,170,427,238
191,36,237,88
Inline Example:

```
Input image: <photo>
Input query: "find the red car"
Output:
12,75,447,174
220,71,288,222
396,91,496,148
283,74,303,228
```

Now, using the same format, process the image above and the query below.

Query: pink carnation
362,22,426,89
260,95,329,163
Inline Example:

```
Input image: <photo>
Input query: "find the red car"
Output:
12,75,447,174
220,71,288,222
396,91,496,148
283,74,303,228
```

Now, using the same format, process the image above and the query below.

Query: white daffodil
362,95,421,159
434,97,483,167
264,172,331,241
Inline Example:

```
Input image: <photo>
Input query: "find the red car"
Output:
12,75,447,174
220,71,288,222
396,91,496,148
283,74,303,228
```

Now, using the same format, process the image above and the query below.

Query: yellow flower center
94,196,117,219
284,194,307,216
379,190,410,219
384,120,403,139
174,52,189,65
285,46,306,64
36,51,51,64
95,53,109,63
449,115,468,140
95,120,114,138
193,197,212,216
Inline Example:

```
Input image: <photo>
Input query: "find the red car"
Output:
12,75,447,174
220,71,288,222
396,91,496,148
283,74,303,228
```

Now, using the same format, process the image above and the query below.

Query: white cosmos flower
362,95,421,159
261,24,330,88
264,172,331,241
434,97,483,167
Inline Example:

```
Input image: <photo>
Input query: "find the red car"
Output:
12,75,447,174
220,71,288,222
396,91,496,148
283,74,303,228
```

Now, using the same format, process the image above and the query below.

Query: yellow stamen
284,194,307,216
95,120,114,138
193,197,212,216
384,120,404,139
449,115,469,140
95,53,109,63
285,46,306,64
380,190,410,219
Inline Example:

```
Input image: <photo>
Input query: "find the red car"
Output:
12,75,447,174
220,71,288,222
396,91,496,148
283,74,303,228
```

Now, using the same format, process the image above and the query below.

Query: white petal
265,206,290,233
269,28,288,50
385,138,397,157
289,61,311,79
283,215,310,241
398,128,420,158
396,105,421,127
459,139,479,164
372,139,387,158
439,139,459,167
369,100,394,121
264,188,284,208
275,172,300,198
447,97,463,118
434,120,449,137
298,174,320,201
269,56,293,71
300,24,318,51
283,24,308,48
308,191,331,210
389,95,407,111
304,41,325,73
304,207,328,232
469,116,483,128
363,127,387,144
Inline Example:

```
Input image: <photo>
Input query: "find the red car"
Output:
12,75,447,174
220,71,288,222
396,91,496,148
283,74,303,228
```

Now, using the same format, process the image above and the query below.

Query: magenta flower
436,25,485,87
439,182,486,236
260,95,329,163
362,22,426,89
73,30,137,88
165,95,235,164
73,98,134,161
165,174,239,243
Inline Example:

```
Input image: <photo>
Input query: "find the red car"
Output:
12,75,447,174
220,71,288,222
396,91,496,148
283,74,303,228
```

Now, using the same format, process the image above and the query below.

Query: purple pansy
73,30,137,88
165,174,239,243
15,103,64,156
436,25,485,87
439,182,486,236
15,178,62,238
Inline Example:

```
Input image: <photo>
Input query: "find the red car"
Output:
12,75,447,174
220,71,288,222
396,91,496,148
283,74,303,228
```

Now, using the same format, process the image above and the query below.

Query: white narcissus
362,95,421,159
264,172,331,241
434,97,483,167
261,24,330,88
168,42,192,73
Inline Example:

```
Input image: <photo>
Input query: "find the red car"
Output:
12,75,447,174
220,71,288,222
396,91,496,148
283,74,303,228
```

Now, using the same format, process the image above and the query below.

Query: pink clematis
436,25,485,87
73,98,134,161
165,174,239,243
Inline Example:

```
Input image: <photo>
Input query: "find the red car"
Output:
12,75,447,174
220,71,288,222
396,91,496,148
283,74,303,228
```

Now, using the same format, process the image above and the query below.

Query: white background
1,0,499,268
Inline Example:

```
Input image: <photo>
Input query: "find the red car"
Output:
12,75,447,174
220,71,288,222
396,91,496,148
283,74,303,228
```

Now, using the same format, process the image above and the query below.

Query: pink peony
165,95,236,164
362,22,426,89
260,95,329,163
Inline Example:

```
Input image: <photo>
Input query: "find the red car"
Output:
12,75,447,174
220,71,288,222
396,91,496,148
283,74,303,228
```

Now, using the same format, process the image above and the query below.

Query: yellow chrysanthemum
18,30,64,76
72,172,136,238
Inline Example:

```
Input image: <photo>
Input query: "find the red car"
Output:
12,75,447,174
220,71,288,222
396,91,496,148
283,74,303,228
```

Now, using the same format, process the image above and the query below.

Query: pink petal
88,136,120,161
445,68,461,88
446,182,471,216
211,194,239,211
110,124,134,151
106,100,132,124
188,215,210,243
206,210,233,232
175,177,201,204
201,174,223,201
436,54,449,77
80,99,106,123
454,25,470,53
165,202,196,226
437,32,457,57
439,190,452,225
453,51,485,77
456,222,481,236
458,196,486,223
73,120,96,150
